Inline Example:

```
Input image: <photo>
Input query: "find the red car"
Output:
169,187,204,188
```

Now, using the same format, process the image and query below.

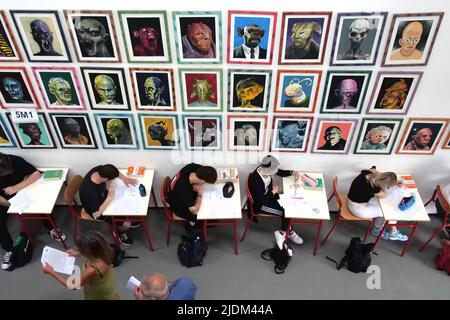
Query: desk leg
151,187,158,208
141,219,154,251
202,220,207,241
110,217,121,247
46,215,67,250
313,220,323,256
401,222,419,257
233,219,238,255
373,221,388,250
18,216,36,249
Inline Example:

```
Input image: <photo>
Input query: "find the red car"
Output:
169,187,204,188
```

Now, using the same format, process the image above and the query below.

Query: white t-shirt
257,168,272,193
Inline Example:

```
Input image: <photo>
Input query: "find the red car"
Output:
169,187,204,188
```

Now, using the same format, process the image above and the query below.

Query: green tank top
82,260,117,300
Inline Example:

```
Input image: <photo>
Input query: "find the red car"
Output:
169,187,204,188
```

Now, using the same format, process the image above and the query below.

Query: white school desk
7,168,69,249
374,173,429,256
103,168,155,251
281,173,330,256
197,169,242,255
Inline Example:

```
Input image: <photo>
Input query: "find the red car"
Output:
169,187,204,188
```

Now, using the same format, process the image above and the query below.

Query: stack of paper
41,246,75,275
8,192,33,214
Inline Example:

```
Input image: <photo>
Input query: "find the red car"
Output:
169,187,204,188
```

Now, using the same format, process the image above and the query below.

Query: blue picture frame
93,113,140,150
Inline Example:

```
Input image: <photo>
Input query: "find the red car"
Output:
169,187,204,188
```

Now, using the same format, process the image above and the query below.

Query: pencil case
398,195,415,211
301,174,317,187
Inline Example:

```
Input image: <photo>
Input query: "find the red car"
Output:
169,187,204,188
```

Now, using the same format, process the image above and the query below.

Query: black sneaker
130,222,141,229
118,233,134,246
1,251,12,271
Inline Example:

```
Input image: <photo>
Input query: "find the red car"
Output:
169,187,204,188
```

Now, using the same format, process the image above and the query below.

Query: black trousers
0,205,52,252
258,198,290,231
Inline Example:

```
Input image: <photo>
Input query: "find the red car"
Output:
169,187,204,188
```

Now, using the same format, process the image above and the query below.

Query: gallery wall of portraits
0,8,449,158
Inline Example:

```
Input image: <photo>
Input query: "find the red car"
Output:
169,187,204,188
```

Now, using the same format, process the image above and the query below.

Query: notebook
304,177,324,189
43,170,63,180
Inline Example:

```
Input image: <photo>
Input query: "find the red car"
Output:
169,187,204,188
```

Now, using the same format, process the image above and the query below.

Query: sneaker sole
388,237,409,241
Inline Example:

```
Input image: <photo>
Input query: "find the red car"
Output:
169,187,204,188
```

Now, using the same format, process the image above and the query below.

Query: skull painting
338,18,371,60
74,17,112,58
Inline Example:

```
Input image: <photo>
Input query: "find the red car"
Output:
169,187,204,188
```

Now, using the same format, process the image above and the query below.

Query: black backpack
261,242,293,274
8,232,33,271
327,237,376,273
177,233,207,268
109,243,138,267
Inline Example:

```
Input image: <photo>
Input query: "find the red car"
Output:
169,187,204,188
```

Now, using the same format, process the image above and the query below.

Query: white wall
2,0,450,205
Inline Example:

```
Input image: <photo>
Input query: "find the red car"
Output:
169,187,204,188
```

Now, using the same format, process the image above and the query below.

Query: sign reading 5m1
10,109,39,124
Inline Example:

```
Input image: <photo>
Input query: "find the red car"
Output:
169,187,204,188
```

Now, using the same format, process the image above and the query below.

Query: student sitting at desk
134,273,197,300
248,155,304,250
347,167,408,241
167,163,217,232
42,231,119,300
0,153,66,271
436,183,450,239
79,164,138,246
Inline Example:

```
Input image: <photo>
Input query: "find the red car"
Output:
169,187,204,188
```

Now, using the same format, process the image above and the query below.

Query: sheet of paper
203,188,224,201
205,200,237,217
278,194,306,208
111,198,141,214
41,246,75,275
126,276,141,291
8,192,33,214
114,185,139,200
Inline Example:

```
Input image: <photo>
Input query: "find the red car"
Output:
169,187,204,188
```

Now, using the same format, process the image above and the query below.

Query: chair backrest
64,175,83,206
160,176,173,220
332,176,344,211
245,176,255,215
436,185,450,218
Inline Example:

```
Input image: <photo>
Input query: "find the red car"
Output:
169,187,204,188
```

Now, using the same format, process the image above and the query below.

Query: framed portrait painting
228,69,271,113
274,70,321,113
330,12,387,66
0,114,16,148
366,71,422,115
118,10,171,63
81,67,131,111
0,66,39,109
320,70,372,114
270,116,313,153
353,118,403,155
65,10,121,63
6,112,56,149
227,115,267,151
32,66,87,111
93,113,140,150
130,68,176,111
382,12,444,67
0,11,23,62
182,114,222,151
442,129,450,150
173,11,221,64
311,118,358,154
138,113,180,150
179,68,222,112
396,118,448,155
49,113,97,149
227,10,277,65
278,12,332,65
11,10,71,62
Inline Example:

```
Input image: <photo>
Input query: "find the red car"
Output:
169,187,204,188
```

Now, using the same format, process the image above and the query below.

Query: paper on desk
114,185,139,200
203,188,224,201
205,200,236,217
111,198,141,214
126,276,141,291
278,194,320,216
8,192,33,214
41,246,75,275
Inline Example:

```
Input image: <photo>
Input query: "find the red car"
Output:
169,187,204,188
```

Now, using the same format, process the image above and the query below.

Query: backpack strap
261,248,273,261
326,256,347,270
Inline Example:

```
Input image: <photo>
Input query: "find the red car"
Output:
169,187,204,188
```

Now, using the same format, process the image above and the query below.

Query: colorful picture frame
0,66,39,109
330,12,387,66
49,113,97,149
130,68,176,111
118,10,171,63
366,71,423,115
353,118,403,155
320,70,372,114
382,12,444,67
11,10,71,63
179,68,223,112
93,113,140,150
227,115,267,151
32,66,87,111
81,67,131,111
0,113,16,148
0,11,23,62
138,113,180,150
311,118,358,154
64,10,121,63
6,112,56,149
278,11,332,65
442,128,450,150
182,114,222,151
274,70,322,113
227,10,277,65
270,116,313,153
228,69,271,113
396,118,448,155
173,11,221,64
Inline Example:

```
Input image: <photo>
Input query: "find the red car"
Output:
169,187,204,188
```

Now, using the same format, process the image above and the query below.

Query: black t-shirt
79,166,107,215
0,155,37,199
167,163,201,212
347,170,381,203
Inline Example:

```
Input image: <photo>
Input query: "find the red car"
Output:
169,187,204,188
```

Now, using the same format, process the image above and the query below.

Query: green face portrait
94,75,116,104
39,71,80,106
106,118,124,139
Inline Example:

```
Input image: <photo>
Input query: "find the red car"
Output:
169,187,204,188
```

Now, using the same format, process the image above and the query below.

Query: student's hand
42,263,54,274
107,187,115,199
3,186,19,196
193,184,203,195
272,185,279,194
292,171,301,181
66,249,79,257
0,196,10,207
134,287,142,300
124,177,138,187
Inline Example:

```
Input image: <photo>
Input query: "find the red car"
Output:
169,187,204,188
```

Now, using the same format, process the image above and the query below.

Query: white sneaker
288,230,303,245
1,251,12,270
49,228,67,242
274,230,286,250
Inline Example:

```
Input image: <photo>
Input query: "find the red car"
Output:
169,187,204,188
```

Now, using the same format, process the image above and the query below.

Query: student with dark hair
167,163,217,231
79,164,138,245
0,153,66,270
42,231,119,300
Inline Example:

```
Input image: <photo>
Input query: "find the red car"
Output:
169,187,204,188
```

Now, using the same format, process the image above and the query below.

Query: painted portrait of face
180,70,222,112
229,70,271,112
139,115,179,150
270,116,313,153
50,113,97,149
7,113,55,149
401,122,445,153
183,116,221,150
0,70,36,107
94,114,138,149
354,118,402,154
313,119,357,154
